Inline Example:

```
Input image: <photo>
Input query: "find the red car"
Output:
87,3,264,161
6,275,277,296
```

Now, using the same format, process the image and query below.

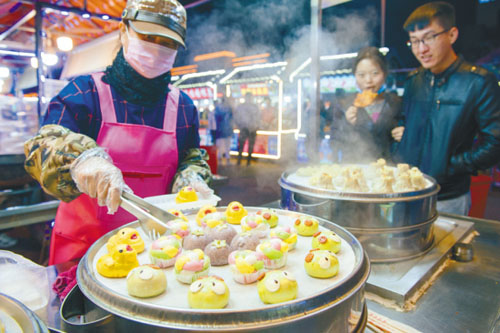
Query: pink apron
49,72,179,265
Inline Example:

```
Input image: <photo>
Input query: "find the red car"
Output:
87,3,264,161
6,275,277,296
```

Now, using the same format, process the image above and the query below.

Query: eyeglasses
406,29,450,49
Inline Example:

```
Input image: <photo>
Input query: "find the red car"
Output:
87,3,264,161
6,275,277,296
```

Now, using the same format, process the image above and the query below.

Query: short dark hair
353,47,388,76
403,2,455,32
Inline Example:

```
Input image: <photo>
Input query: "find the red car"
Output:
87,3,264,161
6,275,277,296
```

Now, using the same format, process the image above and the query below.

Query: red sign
183,87,214,100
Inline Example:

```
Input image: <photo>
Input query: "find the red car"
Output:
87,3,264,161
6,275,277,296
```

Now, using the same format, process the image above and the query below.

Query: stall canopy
0,0,211,70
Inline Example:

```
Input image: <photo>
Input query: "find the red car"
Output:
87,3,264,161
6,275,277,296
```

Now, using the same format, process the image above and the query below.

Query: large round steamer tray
77,207,369,332
279,166,440,203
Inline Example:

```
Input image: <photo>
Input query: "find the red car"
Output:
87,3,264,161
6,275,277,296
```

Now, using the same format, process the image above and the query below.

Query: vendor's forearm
24,124,98,202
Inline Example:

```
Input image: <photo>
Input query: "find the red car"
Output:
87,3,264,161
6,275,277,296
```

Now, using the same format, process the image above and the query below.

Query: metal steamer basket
76,207,370,332
279,171,440,263
0,293,50,333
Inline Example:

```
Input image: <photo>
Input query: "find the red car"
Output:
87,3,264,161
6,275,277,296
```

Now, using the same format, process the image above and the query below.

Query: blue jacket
214,104,233,139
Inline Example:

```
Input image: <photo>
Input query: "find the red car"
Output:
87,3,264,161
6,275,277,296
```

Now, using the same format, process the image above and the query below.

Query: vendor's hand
391,126,405,142
345,106,358,125
190,179,214,199
172,170,213,199
70,149,128,214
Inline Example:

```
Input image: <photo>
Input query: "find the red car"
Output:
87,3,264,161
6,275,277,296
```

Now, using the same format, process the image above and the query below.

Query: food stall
1,1,500,332
173,69,226,146
218,61,299,161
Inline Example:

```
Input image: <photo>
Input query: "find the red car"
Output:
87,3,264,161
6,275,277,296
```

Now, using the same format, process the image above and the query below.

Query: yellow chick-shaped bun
168,209,188,222
188,275,230,309
196,205,217,226
256,209,279,228
107,227,145,254
225,201,248,225
97,244,139,278
304,249,339,278
127,264,167,298
311,231,341,253
257,270,298,304
175,186,198,204
293,215,319,236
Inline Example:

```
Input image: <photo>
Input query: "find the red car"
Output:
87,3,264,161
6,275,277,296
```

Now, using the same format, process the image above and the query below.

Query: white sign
322,0,352,9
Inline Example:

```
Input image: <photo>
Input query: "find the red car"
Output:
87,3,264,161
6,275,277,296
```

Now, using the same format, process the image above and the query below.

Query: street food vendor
23,0,212,265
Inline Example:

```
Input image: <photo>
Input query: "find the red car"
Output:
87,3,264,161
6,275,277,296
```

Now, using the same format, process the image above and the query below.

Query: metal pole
35,1,43,126
381,0,386,47
309,0,322,161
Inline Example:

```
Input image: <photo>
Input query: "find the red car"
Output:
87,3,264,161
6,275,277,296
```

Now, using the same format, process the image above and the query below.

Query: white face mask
123,26,177,79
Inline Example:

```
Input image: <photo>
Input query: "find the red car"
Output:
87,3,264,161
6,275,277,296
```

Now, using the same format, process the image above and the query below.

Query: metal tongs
120,191,176,240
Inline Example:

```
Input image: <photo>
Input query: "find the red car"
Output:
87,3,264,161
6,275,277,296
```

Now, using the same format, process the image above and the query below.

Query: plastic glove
172,169,214,199
70,148,129,214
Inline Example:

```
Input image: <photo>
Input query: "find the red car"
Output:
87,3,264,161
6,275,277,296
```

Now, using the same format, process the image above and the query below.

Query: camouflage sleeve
171,148,213,192
24,124,98,202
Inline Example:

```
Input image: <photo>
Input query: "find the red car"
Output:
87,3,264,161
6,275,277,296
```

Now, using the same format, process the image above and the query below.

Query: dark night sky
176,0,500,69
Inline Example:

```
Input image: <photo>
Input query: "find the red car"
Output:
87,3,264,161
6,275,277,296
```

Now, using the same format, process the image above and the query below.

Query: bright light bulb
56,36,73,52
82,13,90,19
30,57,38,68
0,67,9,78
41,53,58,66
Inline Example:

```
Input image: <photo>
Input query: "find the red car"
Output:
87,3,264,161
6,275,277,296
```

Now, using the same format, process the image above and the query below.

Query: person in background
319,97,334,139
395,1,500,215
340,47,402,162
260,96,277,130
207,105,217,146
234,92,261,166
23,0,212,265
214,97,234,165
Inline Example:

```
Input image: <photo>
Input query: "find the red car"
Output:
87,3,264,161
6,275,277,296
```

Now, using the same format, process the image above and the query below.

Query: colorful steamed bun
196,205,218,225
241,214,269,238
256,238,289,269
257,270,298,304
256,209,279,228
188,276,229,309
183,228,213,251
205,223,237,244
174,249,211,284
294,215,319,236
270,226,298,251
149,235,183,268
127,265,167,298
204,240,231,266
167,209,188,222
229,232,261,252
304,249,339,278
311,231,341,253
97,244,139,278
166,219,190,239
228,250,265,284
175,186,198,204
200,212,227,229
106,227,144,254
225,201,248,225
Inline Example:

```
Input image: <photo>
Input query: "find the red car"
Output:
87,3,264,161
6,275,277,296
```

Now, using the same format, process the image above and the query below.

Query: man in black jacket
395,2,500,215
